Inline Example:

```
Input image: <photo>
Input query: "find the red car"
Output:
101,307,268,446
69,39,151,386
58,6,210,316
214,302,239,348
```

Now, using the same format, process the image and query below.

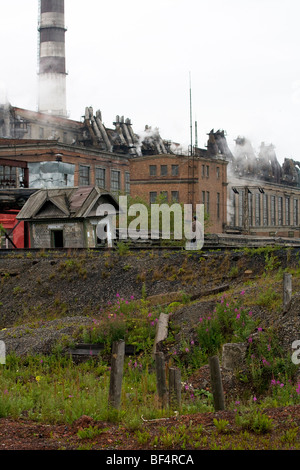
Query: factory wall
227,176,300,238
130,154,228,234
0,139,130,195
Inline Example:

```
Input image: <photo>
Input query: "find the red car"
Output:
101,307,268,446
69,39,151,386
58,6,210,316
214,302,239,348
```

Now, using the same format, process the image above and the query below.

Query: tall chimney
38,0,67,117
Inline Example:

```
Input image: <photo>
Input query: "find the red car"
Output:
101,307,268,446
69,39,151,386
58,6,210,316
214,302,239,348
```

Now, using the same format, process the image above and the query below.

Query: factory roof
17,186,119,221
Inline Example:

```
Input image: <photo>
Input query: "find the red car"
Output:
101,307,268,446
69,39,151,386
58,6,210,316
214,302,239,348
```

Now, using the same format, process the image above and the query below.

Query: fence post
209,355,225,411
283,273,292,309
108,340,125,410
169,367,181,410
155,352,168,409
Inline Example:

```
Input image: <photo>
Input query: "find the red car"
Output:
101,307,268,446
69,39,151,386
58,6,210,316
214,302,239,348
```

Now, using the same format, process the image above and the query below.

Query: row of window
79,166,130,194
201,165,220,179
149,164,179,177
201,191,221,218
149,164,221,179
233,193,299,227
149,190,221,219
0,165,26,188
150,191,179,203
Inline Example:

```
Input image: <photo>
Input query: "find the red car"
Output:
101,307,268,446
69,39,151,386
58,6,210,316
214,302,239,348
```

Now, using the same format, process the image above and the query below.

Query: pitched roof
16,186,119,221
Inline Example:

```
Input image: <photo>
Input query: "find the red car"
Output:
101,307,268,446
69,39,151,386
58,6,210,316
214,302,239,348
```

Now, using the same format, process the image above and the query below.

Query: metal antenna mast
188,72,195,209
189,72,193,154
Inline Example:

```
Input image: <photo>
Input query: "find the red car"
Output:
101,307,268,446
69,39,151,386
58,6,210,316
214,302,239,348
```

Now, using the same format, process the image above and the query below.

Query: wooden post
108,340,125,410
209,355,225,411
169,367,181,409
283,273,292,309
155,352,168,409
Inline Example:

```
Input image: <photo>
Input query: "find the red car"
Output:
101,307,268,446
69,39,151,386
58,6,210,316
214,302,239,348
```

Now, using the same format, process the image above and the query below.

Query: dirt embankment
0,247,298,357
0,248,268,326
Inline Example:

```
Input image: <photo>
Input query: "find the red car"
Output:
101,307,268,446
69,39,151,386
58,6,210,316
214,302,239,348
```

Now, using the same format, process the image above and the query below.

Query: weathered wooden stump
108,340,125,410
169,367,181,409
209,355,225,411
155,352,168,409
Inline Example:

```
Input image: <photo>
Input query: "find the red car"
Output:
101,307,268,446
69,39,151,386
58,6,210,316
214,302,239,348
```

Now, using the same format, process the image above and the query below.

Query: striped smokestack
38,0,67,117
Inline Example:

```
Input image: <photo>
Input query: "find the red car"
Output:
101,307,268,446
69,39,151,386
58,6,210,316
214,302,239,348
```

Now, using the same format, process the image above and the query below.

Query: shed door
51,229,64,248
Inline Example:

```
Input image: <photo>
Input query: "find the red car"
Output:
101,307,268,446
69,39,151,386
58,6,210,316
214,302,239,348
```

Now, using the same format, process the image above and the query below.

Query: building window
63,132,68,143
171,191,179,202
95,167,106,189
217,192,220,219
270,196,276,226
294,199,298,226
150,192,157,204
230,191,236,226
255,193,261,226
171,165,179,176
202,191,205,205
125,172,130,194
206,191,210,213
39,127,44,139
216,167,220,179
278,197,283,226
263,194,268,226
201,165,205,178
285,197,290,225
79,165,90,186
239,191,244,227
160,191,168,202
206,165,209,177
111,170,121,193
18,168,26,187
0,165,17,188
150,165,157,176
248,193,253,226
161,165,168,176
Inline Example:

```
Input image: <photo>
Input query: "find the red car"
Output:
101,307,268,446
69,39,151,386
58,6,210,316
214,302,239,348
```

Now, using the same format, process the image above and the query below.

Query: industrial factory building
1,0,300,248
226,138,300,238
130,130,229,234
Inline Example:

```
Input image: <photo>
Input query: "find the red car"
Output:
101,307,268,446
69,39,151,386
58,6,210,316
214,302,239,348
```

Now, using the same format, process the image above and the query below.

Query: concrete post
283,273,292,309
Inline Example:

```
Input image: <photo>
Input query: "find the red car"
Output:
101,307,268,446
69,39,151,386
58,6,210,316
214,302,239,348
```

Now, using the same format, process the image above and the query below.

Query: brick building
0,139,130,195
130,149,228,234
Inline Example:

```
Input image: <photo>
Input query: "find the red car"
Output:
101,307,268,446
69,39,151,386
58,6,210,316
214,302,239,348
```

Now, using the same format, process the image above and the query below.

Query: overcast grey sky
1,0,300,162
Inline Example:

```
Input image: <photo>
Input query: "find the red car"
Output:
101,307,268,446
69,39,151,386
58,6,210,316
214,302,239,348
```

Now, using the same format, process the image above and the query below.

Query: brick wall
130,154,228,234
0,141,130,194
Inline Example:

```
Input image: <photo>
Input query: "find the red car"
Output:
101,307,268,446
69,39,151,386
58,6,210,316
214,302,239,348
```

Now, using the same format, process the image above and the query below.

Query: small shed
16,186,119,249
